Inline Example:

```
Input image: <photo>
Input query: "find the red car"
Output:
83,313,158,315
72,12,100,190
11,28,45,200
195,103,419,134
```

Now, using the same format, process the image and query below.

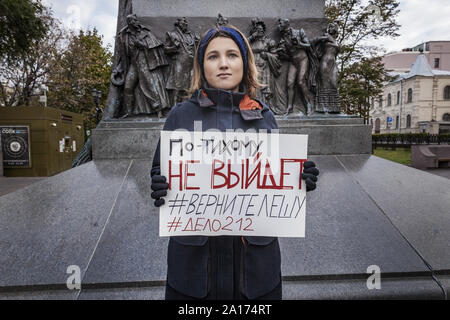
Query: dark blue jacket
152,87,281,299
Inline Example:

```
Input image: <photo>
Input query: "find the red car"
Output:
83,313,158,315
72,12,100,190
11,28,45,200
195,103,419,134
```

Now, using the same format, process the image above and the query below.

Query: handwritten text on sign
159,130,308,237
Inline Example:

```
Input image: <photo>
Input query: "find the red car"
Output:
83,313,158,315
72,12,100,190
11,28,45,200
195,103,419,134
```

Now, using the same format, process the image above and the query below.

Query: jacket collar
202,85,246,107
191,85,265,121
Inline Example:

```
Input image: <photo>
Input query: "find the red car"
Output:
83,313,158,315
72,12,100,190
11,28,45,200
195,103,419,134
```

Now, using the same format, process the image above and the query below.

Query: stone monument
103,0,341,120
1,0,449,300
94,0,368,162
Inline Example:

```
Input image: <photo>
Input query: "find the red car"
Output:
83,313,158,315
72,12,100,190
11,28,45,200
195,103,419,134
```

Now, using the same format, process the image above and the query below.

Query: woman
151,25,319,300
311,23,340,113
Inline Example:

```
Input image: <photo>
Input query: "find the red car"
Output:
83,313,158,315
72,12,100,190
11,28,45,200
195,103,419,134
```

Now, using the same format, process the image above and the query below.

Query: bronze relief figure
164,17,200,108
311,23,340,114
116,14,170,117
216,13,229,27
277,18,316,116
248,18,281,109
103,14,342,120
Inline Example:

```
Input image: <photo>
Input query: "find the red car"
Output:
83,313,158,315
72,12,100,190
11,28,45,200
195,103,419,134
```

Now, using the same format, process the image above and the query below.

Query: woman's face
203,36,244,92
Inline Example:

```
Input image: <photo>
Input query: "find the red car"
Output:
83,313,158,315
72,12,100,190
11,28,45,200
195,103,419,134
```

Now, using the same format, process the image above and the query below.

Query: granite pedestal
0,136,3,176
92,116,371,160
1,147,449,299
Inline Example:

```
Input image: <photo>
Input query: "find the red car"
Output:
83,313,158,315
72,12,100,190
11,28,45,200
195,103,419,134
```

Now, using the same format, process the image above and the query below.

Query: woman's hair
188,24,261,98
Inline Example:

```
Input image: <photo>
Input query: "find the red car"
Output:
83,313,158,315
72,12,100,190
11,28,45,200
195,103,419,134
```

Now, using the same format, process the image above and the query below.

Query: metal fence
372,134,450,151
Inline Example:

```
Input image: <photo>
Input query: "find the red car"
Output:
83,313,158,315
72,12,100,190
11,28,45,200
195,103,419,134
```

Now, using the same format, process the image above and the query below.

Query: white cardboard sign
159,130,308,238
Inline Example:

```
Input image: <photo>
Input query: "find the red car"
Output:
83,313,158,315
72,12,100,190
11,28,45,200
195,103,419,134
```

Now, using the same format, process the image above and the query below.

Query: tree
325,0,400,72
0,0,48,62
325,0,400,118
0,7,64,107
47,29,113,131
339,56,390,123
1,5,113,135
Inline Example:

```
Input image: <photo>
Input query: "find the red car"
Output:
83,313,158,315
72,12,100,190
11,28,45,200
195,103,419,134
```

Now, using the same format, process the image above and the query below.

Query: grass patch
373,147,411,166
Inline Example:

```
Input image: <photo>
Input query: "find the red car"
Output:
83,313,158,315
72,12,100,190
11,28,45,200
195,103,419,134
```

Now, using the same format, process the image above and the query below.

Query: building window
379,96,383,108
387,93,392,106
371,97,375,108
396,115,399,128
407,88,413,103
443,113,450,121
406,115,411,128
386,117,390,129
444,86,450,100
396,91,400,105
434,58,440,68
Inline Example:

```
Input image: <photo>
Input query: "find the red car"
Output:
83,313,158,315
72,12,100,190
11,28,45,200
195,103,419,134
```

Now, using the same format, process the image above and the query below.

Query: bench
411,145,450,169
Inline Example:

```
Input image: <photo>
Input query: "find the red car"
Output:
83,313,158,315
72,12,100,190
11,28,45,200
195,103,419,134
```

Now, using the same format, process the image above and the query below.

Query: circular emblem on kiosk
10,141,21,152
5,137,27,158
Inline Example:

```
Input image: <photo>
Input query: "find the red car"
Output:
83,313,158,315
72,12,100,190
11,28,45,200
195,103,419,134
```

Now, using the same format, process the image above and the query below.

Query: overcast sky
42,0,450,55
42,0,119,50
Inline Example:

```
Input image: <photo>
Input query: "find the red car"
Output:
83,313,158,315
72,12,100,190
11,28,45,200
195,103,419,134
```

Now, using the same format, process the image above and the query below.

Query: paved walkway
0,177,46,197
421,168,450,179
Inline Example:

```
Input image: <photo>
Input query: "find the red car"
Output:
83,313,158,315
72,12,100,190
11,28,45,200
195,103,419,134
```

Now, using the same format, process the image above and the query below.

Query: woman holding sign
151,25,319,300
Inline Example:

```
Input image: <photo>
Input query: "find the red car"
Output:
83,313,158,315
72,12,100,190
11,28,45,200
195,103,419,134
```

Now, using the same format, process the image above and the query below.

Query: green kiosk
0,106,85,177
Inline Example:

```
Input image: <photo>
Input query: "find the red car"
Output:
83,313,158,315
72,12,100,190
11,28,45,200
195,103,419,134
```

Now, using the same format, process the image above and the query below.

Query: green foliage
325,0,401,70
325,0,400,120
47,29,113,131
373,133,450,140
0,7,63,107
0,0,48,62
339,56,388,122
1,3,113,133
372,133,450,146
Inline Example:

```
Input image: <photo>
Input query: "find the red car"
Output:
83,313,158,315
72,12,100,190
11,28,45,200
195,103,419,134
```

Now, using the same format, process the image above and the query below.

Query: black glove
301,161,319,192
151,173,169,207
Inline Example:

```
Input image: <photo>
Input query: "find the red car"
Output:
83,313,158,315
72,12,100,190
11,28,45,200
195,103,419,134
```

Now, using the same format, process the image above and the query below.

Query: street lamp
91,89,103,122
398,79,403,133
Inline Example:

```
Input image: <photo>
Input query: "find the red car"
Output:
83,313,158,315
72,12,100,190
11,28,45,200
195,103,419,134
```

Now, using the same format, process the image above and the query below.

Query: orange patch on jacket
239,94,263,111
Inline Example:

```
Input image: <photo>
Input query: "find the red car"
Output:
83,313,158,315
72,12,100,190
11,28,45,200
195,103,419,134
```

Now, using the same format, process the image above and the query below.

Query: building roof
406,53,434,78
431,69,450,76
389,53,450,83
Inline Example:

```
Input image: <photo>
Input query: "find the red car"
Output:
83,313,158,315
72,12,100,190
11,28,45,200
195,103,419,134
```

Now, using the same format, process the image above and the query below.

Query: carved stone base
92,116,372,160
92,118,164,160
276,115,372,155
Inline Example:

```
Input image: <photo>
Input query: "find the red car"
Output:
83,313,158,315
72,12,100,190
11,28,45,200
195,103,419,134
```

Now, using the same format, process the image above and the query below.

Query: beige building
371,52,450,134
382,41,450,73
